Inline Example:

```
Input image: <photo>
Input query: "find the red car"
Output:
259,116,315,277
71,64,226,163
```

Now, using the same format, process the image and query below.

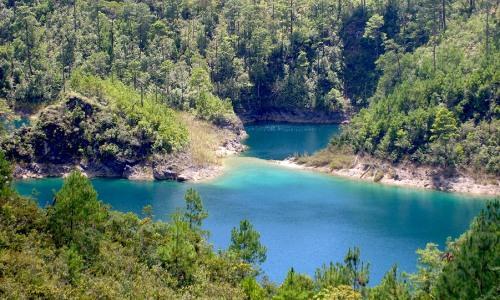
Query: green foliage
0,161,249,298
368,265,411,300
344,247,370,290
314,285,361,300
429,107,460,167
183,188,208,229
430,107,459,143
0,0,351,117
47,172,107,258
241,276,267,300
0,155,498,299
314,247,370,299
315,262,352,290
0,151,12,194
70,71,188,152
229,219,267,266
435,201,500,299
189,66,235,123
62,245,84,284
157,213,198,287
273,268,315,300
334,11,499,174
408,243,446,299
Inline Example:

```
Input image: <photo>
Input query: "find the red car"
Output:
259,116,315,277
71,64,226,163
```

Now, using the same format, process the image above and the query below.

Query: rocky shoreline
277,158,500,197
12,135,246,182
6,93,247,183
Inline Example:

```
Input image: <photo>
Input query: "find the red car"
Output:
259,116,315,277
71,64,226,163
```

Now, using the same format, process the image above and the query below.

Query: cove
14,123,487,284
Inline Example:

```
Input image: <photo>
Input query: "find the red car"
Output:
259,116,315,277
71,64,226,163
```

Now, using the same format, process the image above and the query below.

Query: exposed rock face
285,157,500,196
3,93,246,181
238,108,346,124
152,165,178,180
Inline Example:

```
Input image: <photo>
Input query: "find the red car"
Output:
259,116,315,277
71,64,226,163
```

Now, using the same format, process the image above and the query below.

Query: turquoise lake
15,123,487,284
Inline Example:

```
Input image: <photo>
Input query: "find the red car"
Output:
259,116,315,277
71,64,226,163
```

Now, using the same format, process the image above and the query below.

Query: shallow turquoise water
15,124,487,284
1,116,30,131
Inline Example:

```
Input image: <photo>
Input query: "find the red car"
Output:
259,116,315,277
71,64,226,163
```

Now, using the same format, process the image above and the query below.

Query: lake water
15,123,487,284
243,123,340,159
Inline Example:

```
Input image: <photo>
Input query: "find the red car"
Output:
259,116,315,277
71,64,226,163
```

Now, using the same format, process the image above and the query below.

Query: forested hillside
0,0,347,118
334,8,499,174
2,0,464,119
293,0,499,178
1,0,497,149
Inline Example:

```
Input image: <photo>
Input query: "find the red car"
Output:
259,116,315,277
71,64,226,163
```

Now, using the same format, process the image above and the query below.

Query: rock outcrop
3,93,246,181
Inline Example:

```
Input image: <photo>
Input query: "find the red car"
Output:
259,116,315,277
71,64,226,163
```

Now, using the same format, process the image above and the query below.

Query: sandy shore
276,158,500,197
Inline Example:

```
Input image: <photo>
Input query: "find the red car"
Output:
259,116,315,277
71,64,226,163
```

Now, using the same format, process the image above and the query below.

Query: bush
70,71,188,152
373,170,384,182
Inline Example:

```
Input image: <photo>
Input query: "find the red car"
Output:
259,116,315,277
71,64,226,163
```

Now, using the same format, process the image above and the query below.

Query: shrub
70,71,188,153
373,170,384,182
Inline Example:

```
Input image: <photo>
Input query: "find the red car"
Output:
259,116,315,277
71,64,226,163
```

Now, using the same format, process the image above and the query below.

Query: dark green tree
367,265,410,299
0,151,12,195
229,219,267,265
344,247,370,290
47,171,107,257
274,268,314,300
435,201,499,299
183,188,208,229
430,106,459,167
157,212,197,286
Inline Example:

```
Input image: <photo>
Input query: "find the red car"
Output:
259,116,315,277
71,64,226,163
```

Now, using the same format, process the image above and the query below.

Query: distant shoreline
237,109,348,125
276,158,500,197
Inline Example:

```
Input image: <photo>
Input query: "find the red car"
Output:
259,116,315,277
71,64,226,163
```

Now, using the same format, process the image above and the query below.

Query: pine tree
229,219,267,265
183,188,208,229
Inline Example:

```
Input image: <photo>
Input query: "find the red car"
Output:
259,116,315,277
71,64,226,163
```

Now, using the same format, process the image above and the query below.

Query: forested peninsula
294,2,500,195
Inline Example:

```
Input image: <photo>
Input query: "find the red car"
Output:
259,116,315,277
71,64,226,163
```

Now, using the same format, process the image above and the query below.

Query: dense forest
0,0,352,117
0,152,498,299
0,0,498,176
0,0,365,175
2,0,493,115
331,3,499,175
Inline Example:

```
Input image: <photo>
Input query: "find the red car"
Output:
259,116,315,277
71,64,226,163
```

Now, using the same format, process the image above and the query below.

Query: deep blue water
244,123,339,160
15,123,487,284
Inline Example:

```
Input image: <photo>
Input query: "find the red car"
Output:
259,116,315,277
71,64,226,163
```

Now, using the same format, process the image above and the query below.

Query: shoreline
12,131,247,183
12,147,243,183
276,158,500,197
237,109,348,124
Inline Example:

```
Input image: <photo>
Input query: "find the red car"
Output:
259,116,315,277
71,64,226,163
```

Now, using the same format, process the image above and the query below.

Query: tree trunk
73,0,77,31
485,8,490,57
110,18,115,78
441,0,446,31
140,86,144,107
24,20,33,75
96,4,101,50
433,43,436,72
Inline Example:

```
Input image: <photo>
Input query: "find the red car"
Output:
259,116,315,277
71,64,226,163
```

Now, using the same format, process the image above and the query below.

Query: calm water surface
15,123,487,284
244,123,339,159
